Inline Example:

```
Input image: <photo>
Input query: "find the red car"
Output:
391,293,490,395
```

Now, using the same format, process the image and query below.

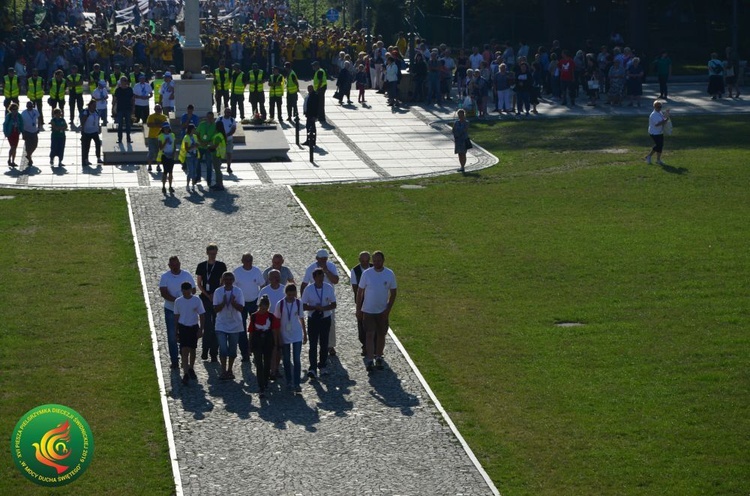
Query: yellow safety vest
27,77,44,100
66,74,84,95
214,68,230,90
232,73,245,95
89,70,104,84
269,74,284,97
248,70,264,93
313,68,327,90
3,75,19,98
286,70,298,94
178,134,201,163
130,73,143,86
109,73,124,94
49,78,66,99
212,133,226,159
152,78,164,103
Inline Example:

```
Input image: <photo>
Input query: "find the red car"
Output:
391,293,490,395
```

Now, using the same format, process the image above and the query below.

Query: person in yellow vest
152,70,165,106
48,69,66,114
89,63,105,89
284,62,299,122
311,60,328,124
208,120,227,191
214,60,231,113
268,66,284,121
66,65,84,125
230,63,247,119
157,122,177,194
3,67,20,115
27,68,45,127
179,123,200,192
109,64,126,95
247,63,266,121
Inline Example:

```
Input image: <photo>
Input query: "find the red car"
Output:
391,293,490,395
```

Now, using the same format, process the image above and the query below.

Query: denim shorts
216,330,240,358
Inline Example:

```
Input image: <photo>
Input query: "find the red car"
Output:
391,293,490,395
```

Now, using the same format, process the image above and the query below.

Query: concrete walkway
128,185,496,495
3,82,747,189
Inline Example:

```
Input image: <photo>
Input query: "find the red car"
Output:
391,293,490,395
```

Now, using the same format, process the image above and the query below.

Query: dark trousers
249,92,266,119
230,93,245,119
49,98,64,113
81,132,102,163
22,131,39,158
560,79,576,104
252,331,275,392
316,87,326,122
116,110,132,140
286,93,298,119
307,315,331,372
201,301,218,359
269,96,282,119
215,90,229,113
69,93,84,123
357,316,376,355
240,301,258,360
658,75,668,97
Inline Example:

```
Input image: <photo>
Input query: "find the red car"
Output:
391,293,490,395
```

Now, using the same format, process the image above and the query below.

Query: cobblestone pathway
128,186,496,496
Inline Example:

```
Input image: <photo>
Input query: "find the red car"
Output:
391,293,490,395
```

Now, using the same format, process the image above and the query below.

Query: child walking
174,282,205,385
356,64,367,103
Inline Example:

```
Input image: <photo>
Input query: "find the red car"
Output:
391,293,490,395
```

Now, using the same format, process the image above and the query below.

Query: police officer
268,66,284,121
109,64,126,95
66,65,85,124
284,61,299,122
48,70,66,114
311,60,327,124
230,63,247,119
89,63,105,88
214,60,230,113
4,67,20,115
27,68,45,127
247,62,266,120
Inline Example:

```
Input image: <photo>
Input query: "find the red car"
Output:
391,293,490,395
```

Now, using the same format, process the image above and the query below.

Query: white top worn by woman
213,286,245,332
648,110,667,135
274,298,305,344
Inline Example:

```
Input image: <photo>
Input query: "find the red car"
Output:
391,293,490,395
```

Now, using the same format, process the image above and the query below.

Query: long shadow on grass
368,362,420,416
659,162,689,175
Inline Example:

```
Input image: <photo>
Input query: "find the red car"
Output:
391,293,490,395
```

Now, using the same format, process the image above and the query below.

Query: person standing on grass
644,100,670,166
273,284,307,394
159,256,196,370
196,243,227,363
174,282,205,386
233,252,265,363
213,271,246,380
350,251,373,357
452,108,470,173
49,108,67,168
356,251,398,373
301,249,340,356
20,101,40,168
158,122,176,194
248,295,277,398
302,268,337,380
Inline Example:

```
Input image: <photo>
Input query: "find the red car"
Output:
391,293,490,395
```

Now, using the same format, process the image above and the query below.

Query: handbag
587,78,599,90
465,138,473,150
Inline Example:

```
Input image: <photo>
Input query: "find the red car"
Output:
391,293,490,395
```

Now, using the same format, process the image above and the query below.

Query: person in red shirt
559,50,577,106
248,295,277,398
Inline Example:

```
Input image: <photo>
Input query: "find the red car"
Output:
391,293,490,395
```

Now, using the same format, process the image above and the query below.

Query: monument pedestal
173,75,213,118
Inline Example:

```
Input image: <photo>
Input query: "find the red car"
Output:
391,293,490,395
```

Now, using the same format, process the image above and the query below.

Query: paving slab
128,185,495,496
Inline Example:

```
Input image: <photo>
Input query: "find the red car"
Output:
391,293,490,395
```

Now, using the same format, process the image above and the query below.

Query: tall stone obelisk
173,0,213,116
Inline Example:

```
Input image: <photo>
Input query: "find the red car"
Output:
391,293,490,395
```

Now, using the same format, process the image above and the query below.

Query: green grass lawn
294,115,750,495
0,190,173,495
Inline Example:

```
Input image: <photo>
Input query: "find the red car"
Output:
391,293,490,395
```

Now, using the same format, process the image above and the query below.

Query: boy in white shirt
92,80,110,125
174,282,205,385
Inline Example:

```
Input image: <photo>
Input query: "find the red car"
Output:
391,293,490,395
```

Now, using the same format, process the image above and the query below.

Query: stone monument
173,0,213,117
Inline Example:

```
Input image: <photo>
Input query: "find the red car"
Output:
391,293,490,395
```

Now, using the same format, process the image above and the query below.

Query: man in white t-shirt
302,268,337,379
213,272,246,380
159,256,196,369
350,251,373,356
173,282,205,385
356,251,397,372
301,248,340,355
133,74,153,124
233,252,265,362
160,72,175,113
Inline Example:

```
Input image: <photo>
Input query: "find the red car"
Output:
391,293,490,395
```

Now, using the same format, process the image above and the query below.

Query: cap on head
164,71,172,78
316,249,329,259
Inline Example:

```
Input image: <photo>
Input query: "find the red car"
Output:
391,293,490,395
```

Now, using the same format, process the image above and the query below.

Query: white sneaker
644,155,652,165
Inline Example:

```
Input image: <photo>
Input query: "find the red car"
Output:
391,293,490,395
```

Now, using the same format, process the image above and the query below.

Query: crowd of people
159,247,397,396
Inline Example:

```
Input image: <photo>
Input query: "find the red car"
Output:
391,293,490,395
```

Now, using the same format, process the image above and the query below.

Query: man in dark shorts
196,243,227,362
174,282,205,385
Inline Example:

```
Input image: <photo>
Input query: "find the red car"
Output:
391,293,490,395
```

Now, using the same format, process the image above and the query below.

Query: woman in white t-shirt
273,284,307,393
213,272,246,380
644,100,670,166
